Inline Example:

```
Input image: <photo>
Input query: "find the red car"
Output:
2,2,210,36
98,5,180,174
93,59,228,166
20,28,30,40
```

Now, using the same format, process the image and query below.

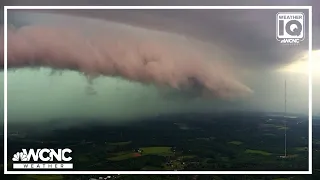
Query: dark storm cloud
2,0,318,72
1,15,256,99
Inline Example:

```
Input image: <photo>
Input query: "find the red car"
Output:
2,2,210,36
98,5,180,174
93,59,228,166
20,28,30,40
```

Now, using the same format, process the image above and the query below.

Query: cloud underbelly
1,22,253,99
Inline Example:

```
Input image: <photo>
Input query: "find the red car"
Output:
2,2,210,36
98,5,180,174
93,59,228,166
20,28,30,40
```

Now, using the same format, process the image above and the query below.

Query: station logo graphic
12,148,73,169
277,12,305,44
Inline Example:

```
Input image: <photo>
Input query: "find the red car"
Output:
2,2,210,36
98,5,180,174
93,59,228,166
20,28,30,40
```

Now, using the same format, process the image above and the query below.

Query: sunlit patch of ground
228,141,243,145
245,149,272,156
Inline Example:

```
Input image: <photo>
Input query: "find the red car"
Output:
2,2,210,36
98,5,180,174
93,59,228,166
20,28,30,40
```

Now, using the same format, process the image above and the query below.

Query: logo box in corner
276,12,305,44
12,148,73,170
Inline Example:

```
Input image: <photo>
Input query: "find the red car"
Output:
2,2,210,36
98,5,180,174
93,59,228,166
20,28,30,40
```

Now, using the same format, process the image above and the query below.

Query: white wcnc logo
12,148,73,169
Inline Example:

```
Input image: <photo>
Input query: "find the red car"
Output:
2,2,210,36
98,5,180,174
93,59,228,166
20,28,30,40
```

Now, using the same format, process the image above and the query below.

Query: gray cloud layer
1,12,253,99
4,8,315,71
0,1,318,124
2,0,318,73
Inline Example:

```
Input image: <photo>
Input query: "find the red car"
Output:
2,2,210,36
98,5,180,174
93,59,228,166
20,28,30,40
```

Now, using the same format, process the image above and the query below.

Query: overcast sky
0,0,319,125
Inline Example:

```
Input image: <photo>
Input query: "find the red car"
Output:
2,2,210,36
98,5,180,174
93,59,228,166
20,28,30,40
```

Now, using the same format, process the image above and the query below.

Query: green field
109,141,132,146
295,147,308,152
264,133,276,136
245,149,272,156
107,146,173,161
228,141,243,145
263,124,289,131
107,152,136,161
140,147,173,156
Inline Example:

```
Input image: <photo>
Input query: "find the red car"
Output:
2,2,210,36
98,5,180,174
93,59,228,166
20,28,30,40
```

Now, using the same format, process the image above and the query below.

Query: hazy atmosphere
0,5,319,124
